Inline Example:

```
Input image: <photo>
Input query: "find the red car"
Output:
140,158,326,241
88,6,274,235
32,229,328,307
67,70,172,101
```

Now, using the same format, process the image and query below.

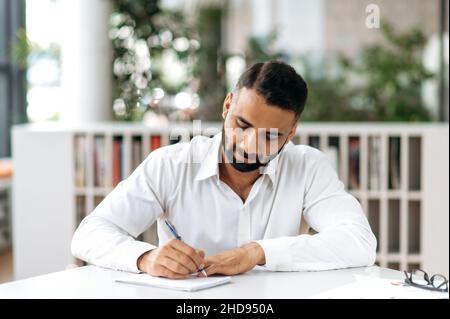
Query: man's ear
222,92,233,120
287,120,298,141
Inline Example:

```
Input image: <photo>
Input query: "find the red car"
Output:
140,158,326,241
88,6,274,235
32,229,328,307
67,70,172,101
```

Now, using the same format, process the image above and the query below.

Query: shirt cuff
254,237,294,271
115,240,157,273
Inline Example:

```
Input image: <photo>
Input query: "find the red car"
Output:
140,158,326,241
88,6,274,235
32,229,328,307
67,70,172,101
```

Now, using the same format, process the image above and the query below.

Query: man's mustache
229,144,270,164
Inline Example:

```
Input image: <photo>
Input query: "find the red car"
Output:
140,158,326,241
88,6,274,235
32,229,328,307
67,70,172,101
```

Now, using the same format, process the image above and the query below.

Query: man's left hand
202,242,265,276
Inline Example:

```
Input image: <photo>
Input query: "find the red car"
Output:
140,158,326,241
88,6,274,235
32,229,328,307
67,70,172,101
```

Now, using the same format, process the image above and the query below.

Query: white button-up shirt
71,133,377,273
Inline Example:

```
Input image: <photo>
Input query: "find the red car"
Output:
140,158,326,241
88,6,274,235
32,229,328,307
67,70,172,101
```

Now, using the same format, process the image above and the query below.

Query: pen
164,219,208,277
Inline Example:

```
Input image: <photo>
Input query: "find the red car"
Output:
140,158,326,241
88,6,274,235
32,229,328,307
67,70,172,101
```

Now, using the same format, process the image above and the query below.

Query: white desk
0,265,412,299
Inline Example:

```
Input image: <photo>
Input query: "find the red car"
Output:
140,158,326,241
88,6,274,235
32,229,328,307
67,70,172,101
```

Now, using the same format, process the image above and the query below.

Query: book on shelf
0,192,10,251
150,135,161,151
308,136,320,150
94,196,104,207
408,137,421,191
112,137,123,187
74,136,86,187
348,137,360,190
389,137,401,190
121,137,127,181
132,137,143,171
75,196,86,225
169,135,181,145
368,137,381,190
94,136,106,187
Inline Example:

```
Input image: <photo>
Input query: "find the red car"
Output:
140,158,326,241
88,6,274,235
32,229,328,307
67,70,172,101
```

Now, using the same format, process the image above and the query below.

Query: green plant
11,28,61,70
195,3,227,121
299,56,370,122
110,0,199,121
340,22,434,121
242,30,365,122
245,29,286,67
299,22,434,122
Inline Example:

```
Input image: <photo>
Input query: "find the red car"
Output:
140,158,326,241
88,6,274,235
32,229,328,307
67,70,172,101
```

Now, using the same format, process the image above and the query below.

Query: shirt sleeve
71,149,171,273
255,151,377,271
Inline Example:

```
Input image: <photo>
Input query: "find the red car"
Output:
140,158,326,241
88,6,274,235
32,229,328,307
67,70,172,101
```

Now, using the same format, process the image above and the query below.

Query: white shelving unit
12,122,449,279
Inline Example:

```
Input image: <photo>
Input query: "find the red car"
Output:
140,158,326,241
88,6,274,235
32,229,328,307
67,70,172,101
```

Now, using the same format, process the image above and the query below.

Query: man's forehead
230,89,295,133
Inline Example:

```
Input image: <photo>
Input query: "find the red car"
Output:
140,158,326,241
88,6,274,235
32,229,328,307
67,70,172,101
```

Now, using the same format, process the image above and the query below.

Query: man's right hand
137,239,205,279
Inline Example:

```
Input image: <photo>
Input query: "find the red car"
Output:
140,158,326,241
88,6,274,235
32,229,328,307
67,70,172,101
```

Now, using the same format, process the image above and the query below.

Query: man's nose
238,128,258,155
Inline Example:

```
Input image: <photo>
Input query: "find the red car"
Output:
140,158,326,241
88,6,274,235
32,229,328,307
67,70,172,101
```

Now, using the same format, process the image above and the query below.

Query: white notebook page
115,274,232,292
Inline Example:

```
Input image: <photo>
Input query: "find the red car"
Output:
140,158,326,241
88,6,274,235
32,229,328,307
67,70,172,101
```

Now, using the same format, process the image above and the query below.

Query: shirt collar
194,133,222,182
195,132,290,184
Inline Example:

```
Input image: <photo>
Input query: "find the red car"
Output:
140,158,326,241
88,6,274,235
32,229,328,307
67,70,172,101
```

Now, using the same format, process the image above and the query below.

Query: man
72,61,377,279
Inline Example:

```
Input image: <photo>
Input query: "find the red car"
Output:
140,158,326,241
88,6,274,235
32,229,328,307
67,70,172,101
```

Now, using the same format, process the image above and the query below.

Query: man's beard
221,125,287,173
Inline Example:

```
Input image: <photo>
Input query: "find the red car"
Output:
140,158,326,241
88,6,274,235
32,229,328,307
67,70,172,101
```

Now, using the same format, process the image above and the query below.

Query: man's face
221,87,297,168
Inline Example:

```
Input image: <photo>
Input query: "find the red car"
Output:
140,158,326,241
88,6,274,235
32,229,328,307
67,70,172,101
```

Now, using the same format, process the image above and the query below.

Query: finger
157,265,190,279
204,265,219,277
196,249,205,259
170,239,205,270
169,239,204,265
204,258,214,268
162,256,192,275
166,247,198,273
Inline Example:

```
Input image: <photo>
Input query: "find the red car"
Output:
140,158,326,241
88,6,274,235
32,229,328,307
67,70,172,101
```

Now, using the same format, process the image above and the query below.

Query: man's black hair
235,60,308,118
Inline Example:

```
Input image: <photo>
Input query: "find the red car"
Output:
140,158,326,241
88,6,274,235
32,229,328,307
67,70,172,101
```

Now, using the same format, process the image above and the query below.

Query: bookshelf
12,122,449,279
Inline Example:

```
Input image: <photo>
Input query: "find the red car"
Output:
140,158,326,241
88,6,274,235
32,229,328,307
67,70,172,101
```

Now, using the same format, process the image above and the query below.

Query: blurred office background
0,0,448,283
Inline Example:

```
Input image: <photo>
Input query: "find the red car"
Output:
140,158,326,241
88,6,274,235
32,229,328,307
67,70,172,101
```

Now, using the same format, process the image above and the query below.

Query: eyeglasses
403,269,448,293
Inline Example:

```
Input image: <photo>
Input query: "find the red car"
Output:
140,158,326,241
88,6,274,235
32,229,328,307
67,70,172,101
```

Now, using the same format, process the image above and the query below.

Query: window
0,0,26,158
25,0,63,123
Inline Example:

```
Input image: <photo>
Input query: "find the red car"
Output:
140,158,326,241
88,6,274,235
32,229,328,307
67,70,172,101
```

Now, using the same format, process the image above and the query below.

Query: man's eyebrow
236,116,254,127
236,116,285,137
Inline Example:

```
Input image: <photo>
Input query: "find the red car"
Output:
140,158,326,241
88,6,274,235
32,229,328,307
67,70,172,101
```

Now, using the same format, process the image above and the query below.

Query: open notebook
115,274,232,292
